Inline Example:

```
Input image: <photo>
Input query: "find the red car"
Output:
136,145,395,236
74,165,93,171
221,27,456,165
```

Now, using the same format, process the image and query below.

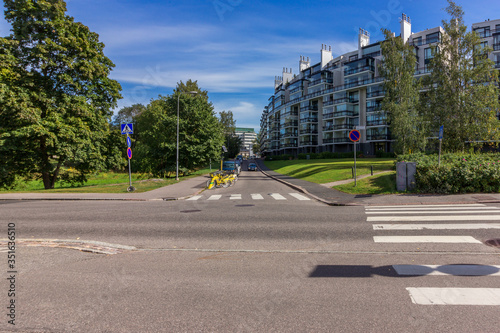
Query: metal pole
176,93,180,181
354,142,357,186
128,157,132,188
438,138,442,166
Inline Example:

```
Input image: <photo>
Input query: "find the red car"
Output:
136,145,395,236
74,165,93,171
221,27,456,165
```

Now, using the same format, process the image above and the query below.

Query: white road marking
230,194,242,200
373,223,500,230
288,193,310,201
187,195,202,201
251,194,264,200
394,265,500,276
367,204,486,208
406,288,500,305
366,210,500,214
367,215,500,222
207,195,222,201
366,206,494,211
373,236,482,243
270,193,286,200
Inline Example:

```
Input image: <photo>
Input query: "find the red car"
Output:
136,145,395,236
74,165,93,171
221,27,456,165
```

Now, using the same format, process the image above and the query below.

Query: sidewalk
255,159,500,206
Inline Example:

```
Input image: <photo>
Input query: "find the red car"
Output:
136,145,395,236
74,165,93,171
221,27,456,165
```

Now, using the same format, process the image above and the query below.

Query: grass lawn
0,168,212,193
333,171,398,194
264,158,395,184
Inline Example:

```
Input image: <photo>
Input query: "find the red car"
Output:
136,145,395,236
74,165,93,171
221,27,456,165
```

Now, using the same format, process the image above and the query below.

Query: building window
424,47,433,59
412,36,422,46
349,54,358,61
474,26,490,38
426,32,440,44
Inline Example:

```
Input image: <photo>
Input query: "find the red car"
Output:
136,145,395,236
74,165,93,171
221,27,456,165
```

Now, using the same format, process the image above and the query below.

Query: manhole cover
485,239,500,248
180,209,202,213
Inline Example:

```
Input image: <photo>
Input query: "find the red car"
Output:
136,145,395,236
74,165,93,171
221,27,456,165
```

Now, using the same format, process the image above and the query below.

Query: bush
397,152,500,193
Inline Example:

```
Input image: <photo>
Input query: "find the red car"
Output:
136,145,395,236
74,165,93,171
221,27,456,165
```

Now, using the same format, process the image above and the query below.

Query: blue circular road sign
127,147,132,159
126,136,132,148
349,129,361,142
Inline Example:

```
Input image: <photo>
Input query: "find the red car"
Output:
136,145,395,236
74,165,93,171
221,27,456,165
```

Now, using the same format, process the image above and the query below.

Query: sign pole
438,125,444,167
354,142,357,186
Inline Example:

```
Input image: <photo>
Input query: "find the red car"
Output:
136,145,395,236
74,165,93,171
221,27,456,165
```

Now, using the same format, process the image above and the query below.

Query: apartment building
235,127,257,157
259,14,499,157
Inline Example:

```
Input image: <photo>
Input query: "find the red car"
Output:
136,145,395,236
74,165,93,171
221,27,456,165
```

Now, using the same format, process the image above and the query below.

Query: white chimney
321,44,333,69
358,28,370,58
400,13,411,44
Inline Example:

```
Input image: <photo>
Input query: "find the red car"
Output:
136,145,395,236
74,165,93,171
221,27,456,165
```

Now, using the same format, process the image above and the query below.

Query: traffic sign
439,125,444,140
349,129,361,142
127,147,132,159
121,123,134,135
126,136,132,148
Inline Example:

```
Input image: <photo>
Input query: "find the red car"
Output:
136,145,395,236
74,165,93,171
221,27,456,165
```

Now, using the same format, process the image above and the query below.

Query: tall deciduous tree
424,0,500,151
134,81,224,176
0,0,122,189
218,110,241,158
379,29,426,154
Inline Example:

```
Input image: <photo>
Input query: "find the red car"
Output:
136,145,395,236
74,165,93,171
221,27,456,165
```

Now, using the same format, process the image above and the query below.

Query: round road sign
349,129,361,142
127,147,132,159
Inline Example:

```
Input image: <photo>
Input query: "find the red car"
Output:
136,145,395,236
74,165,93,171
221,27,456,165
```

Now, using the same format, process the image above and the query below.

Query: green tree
134,82,223,176
379,29,426,155
218,110,241,159
424,0,500,151
112,104,146,127
0,0,122,189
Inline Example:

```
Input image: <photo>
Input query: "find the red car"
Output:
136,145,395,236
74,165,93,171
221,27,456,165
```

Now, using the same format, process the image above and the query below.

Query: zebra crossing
365,203,500,306
186,192,311,201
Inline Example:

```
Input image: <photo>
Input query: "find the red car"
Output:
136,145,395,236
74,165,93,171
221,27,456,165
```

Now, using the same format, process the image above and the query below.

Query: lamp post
176,91,198,181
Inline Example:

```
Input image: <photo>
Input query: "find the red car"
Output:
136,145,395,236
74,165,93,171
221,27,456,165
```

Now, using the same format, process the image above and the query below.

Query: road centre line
373,223,500,230
394,264,500,276
367,215,500,222
373,236,482,243
406,288,500,305
366,210,500,214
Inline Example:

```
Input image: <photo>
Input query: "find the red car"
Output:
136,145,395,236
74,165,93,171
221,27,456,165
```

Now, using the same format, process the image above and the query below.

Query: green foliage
397,153,500,193
0,0,122,189
380,29,426,154
133,81,224,177
423,0,500,152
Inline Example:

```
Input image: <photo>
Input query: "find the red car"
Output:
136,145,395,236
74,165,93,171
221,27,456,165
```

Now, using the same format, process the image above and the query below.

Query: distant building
235,127,257,157
259,15,500,157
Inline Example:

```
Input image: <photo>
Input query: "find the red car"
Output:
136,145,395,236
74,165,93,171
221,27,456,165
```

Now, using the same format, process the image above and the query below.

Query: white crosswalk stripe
185,193,311,201
367,204,500,306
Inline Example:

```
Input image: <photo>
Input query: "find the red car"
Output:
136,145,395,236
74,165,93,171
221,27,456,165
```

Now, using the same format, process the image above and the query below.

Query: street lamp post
176,91,198,181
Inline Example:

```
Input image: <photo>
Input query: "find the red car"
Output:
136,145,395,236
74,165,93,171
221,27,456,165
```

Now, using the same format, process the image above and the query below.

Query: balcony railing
281,143,298,148
366,106,382,112
366,91,384,98
283,132,298,138
283,121,298,127
299,141,318,146
334,137,351,143
332,123,355,130
366,120,388,126
367,134,391,141
299,129,318,134
333,111,359,118
323,112,334,119
300,117,318,123
323,100,334,107
309,78,333,86
289,86,302,94
323,138,334,144
300,105,319,112
333,97,359,104
344,65,375,76
323,125,334,131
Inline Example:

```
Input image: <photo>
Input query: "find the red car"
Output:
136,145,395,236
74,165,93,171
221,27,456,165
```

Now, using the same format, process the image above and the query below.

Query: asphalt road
1,161,500,332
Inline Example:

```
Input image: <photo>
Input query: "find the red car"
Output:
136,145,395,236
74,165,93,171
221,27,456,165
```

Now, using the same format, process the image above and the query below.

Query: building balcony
323,100,334,107
299,129,318,134
333,111,359,118
366,120,388,126
299,141,318,146
283,121,298,127
282,143,298,148
344,65,375,77
366,91,384,98
300,105,319,112
333,97,359,104
289,86,303,94
323,112,334,119
334,137,351,143
300,117,318,123
493,43,500,51
323,138,334,144
332,123,355,130
283,132,298,138
309,78,333,86
366,106,382,112
367,134,391,141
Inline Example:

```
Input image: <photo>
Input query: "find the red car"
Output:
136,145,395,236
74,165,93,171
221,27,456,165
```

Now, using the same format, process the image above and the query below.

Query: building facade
259,15,500,157
235,127,257,157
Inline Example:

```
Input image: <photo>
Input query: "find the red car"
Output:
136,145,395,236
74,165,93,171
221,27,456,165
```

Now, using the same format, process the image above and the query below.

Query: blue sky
1,0,499,132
